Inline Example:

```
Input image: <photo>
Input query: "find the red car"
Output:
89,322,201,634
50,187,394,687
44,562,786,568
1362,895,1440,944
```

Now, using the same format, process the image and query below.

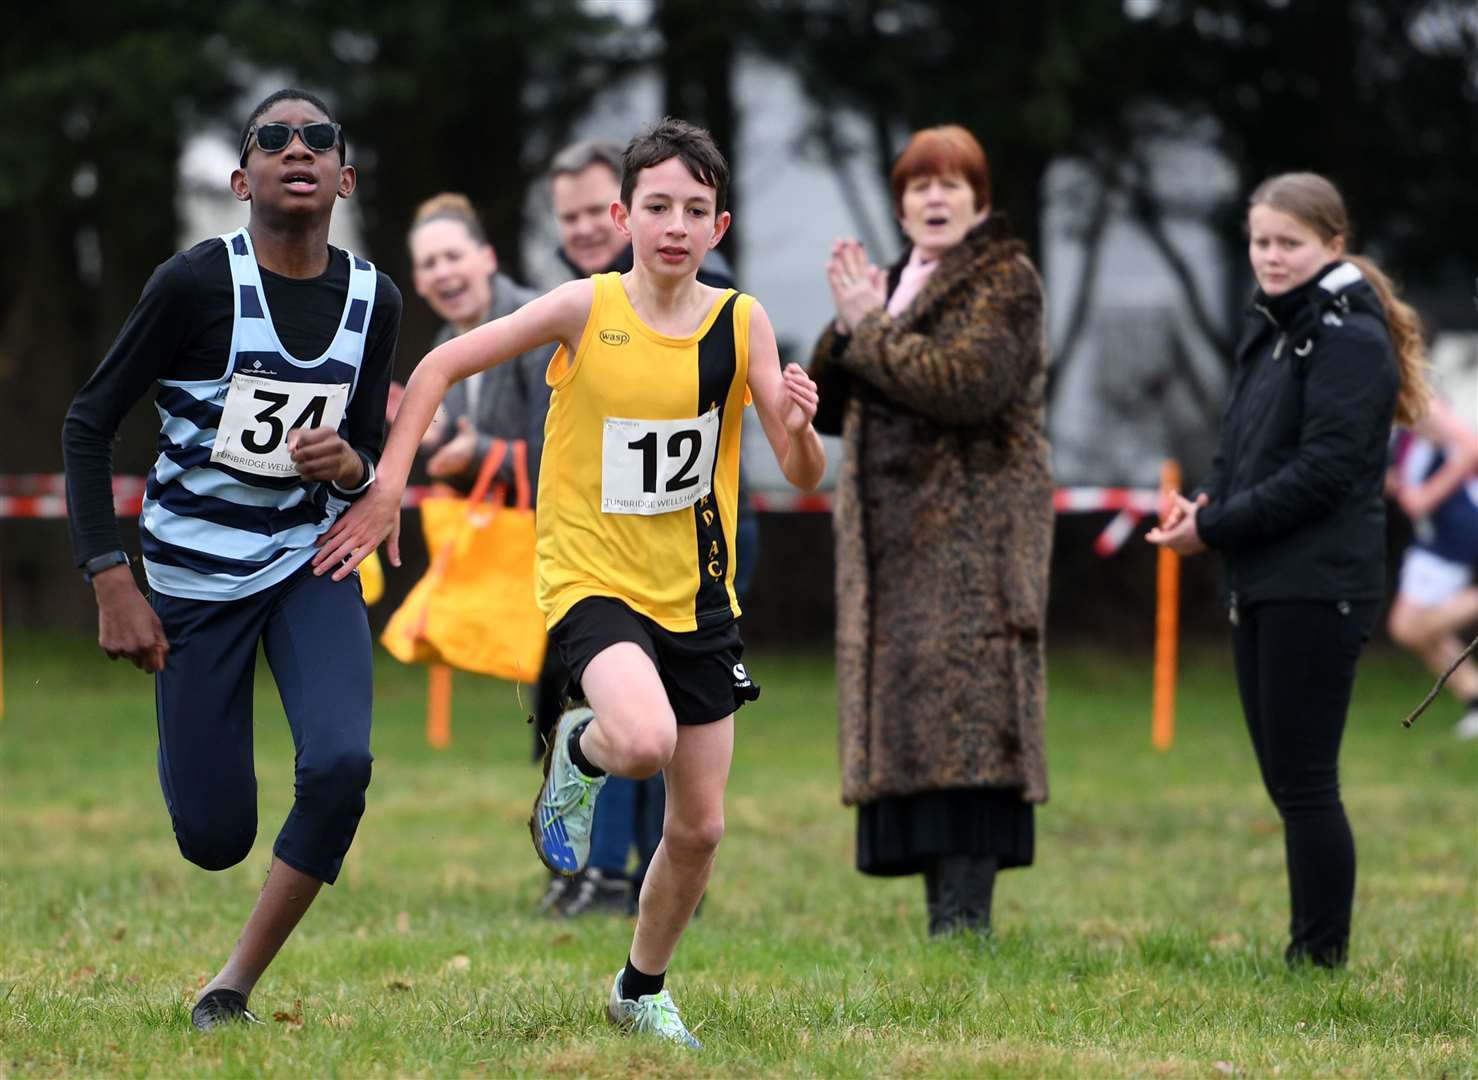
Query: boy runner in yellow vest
314,118,825,1047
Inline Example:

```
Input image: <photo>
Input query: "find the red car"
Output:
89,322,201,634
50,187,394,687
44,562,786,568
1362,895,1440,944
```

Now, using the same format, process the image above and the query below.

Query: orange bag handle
413,438,508,646
467,438,508,505
511,440,530,510
465,438,531,510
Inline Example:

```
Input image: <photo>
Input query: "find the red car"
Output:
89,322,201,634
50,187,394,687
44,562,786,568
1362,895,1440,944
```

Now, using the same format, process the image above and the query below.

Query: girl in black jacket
1149,172,1429,968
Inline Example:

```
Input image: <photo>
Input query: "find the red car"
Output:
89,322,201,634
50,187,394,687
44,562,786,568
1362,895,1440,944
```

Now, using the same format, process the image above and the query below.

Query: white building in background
1430,334,1478,426
1040,144,1238,488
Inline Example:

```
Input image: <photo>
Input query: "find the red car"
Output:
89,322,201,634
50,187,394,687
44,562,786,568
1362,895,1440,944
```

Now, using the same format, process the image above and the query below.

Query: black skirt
856,787,1034,877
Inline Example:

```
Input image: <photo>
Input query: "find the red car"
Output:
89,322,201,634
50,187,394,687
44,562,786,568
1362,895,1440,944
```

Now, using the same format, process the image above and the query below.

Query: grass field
1,632,1474,1077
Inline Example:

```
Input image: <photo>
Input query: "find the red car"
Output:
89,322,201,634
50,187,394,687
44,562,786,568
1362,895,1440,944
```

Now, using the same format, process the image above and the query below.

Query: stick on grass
1402,634,1478,729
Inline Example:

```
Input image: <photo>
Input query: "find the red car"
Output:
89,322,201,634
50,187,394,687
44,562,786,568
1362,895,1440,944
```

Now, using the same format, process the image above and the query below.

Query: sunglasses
239,122,343,167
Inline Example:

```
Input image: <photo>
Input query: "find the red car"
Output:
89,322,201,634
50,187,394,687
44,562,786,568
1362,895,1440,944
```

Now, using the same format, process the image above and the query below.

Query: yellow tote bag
381,439,547,683
357,549,384,605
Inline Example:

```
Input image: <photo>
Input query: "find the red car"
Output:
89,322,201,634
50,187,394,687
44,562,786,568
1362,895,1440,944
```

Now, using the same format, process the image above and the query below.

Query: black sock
621,956,665,1000
568,719,605,778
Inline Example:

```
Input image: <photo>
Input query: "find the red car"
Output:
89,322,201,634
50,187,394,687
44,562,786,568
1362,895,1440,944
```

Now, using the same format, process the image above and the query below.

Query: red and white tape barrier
2,475,1163,555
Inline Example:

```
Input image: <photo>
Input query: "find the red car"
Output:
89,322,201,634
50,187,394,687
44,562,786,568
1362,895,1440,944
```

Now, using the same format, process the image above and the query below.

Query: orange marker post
427,663,452,748
1152,459,1182,751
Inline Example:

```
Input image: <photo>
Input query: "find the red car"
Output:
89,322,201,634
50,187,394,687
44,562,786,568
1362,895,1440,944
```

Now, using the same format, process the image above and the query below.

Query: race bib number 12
602,409,720,515
210,373,350,478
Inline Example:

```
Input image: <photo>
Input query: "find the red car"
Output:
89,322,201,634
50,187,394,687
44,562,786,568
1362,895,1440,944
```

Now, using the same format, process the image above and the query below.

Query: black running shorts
551,596,760,725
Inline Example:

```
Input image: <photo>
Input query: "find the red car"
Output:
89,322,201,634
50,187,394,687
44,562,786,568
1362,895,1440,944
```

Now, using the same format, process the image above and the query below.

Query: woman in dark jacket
1150,172,1429,967
810,125,1052,937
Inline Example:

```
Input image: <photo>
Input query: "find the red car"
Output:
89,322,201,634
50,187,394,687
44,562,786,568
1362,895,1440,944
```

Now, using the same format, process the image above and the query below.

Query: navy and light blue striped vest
1397,431,1478,564
140,228,378,601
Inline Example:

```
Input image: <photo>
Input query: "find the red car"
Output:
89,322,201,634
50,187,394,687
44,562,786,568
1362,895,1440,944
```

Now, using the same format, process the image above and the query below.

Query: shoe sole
529,716,579,877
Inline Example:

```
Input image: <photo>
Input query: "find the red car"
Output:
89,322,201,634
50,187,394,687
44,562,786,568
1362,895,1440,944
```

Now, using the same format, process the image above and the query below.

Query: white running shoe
1456,707,1478,741
606,968,701,1049
529,707,605,875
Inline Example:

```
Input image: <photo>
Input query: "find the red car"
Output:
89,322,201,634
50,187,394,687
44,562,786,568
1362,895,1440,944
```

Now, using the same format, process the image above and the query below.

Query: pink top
886,245,940,318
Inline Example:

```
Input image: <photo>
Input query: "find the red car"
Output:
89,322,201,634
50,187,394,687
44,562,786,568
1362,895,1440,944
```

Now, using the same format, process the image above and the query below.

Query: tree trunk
657,0,740,279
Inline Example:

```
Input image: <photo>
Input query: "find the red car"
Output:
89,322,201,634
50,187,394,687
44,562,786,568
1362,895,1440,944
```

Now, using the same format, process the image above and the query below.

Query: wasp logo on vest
599,329,630,346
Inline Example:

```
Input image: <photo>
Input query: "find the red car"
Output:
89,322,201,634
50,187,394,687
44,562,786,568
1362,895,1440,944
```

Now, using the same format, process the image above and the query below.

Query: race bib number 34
602,409,720,516
210,374,350,478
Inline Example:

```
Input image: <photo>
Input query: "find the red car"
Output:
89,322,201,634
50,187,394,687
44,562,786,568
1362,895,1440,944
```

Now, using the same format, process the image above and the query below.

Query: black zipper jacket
1195,261,1400,608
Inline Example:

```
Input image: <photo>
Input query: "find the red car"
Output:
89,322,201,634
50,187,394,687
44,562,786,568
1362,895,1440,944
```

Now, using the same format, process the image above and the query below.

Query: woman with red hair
810,125,1053,937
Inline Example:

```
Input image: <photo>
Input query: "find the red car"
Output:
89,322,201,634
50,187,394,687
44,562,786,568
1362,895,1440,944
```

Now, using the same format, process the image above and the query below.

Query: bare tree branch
1403,635,1478,729
808,110,889,258
1047,166,1114,401
1164,330,1226,430
1125,154,1236,360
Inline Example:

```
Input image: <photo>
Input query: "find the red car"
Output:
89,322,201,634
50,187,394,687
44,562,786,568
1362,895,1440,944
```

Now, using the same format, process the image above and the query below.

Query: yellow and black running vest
537,272,752,633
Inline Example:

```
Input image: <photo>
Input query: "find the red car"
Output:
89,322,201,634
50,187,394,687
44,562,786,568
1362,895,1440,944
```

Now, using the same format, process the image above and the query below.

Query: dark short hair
889,125,989,213
239,88,347,167
619,117,729,214
549,140,623,182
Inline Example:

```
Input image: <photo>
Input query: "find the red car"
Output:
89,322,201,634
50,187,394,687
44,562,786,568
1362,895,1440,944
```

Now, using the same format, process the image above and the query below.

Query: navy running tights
150,563,373,884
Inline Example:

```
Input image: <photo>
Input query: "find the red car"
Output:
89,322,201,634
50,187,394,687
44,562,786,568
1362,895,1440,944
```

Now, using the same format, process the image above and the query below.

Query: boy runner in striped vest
316,118,825,1048
62,89,402,1031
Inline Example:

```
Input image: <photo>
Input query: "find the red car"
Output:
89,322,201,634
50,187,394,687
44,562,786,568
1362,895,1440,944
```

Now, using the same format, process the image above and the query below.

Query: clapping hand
826,238,887,333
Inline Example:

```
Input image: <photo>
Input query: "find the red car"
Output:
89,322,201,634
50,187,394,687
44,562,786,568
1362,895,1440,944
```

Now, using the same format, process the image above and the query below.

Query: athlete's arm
1398,397,1478,520
747,300,826,492
61,256,193,673
63,256,191,563
312,278,593,578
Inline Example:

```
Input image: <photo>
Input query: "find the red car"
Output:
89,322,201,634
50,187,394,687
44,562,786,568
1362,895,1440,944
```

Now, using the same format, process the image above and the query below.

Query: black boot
926,855,998,937
925,862,945,936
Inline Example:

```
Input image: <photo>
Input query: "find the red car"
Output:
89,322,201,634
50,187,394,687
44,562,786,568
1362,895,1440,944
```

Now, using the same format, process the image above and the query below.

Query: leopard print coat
810,215,1052,806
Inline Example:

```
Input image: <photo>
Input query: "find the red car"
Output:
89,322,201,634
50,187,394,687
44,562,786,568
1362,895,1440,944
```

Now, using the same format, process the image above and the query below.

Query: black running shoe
536,871,574,917
561,868,631,918
191,988,263,1031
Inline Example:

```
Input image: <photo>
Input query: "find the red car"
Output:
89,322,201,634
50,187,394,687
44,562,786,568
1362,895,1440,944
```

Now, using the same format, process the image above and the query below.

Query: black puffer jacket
1196,261,1400,608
